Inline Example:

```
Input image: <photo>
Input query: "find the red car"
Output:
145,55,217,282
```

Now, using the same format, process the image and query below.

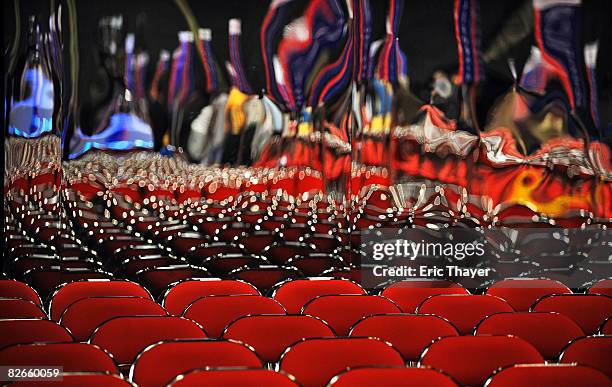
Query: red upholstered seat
531,294,612,334
0,319,73,349
170,368,298,387
0,342,119,374
349,314,459,362
0,280,41,306
0,298,46,319
416,294,514,334
486,278,572,311
162,279,260,316
279,337,405,387
560,336,612,379
23,268,113,298
50,280,152,320
129,339,262,387
182,295,286,337
230,265,303,294
89,316,207,365
272,278,366,314
328,367,458,387
380,280,469,313
485,364,611,387
419,336,544,386
475,312,584,359
600,317,612,335
136,265,210,296
223,314,335,362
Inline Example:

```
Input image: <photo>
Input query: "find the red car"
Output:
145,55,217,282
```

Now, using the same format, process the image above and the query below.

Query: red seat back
475,312,584,359
230,265,303,294
350,314,459,361
279,337,405,387
50,280,152,320
380,280,469,313
486,364,611,387
130,340,262,387
272,279,366,314
0,342,118,374
302,295,401,336
90,316,207,365
329,367,458,387
137,265,210,296
23,269,113,298
0,298,46,319
183,295,286,337
170,368,298,387
600,317,611,335
532,294,612,334
60,297,167,341
417,295,514,334
162,279,260,316
419,336,544,386
0,319,73,349
560,336,612,379
0,280,41,305
486,278,572,311
588,279,612,297
223,315,335,363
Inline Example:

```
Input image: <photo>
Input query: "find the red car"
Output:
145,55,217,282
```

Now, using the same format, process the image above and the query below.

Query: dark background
4,0,612,131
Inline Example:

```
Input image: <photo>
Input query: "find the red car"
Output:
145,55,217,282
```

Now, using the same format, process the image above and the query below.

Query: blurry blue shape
8,69,55,138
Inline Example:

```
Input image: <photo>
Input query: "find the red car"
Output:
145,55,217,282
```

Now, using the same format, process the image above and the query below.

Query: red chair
286,255,344,276
170,368,298,387
136,265,210,296
60,297,167,341
328,367,458,387
349,314,459,362
0,319,73,349
223,315,335,363
230,265,303,294
272,279,366,314
182,295,286,337
9,373,134,386
531,294,612,334
89,316,207,366
380,280,469,313
600,317,612,335
303,295,401,336
0,298,46,319
486,278,572,311
279,337,405,387
475,312,584,359
0,280,41,305
560,336,612,379
50,280,152,320
416,294,514,334
589,279,612,297
0,342,119,374
162,279,260,316
419,336,544,386
200,254,267,276
485,364,611,387
129,339,262,387
23,268,114,298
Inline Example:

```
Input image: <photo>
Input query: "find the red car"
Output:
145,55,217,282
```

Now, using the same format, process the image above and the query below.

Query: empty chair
286,255,344,276
136,265,210,296
589,279,612,297
475,312,584,359
129,339,262,387
328,367,458,387
50,280,152,320
302,295,401,336
486,278,572,311
416,294,514,334
0,279,41,305
89,316,207,366
60,297,167,341
223,315,335,363
170,368,298,387
23,268,114,298
0,298,46,319
0,319,73,349
531,294,612,334
485,364,611,387
183,295,286,337
380,280,469,313
279,337,405,387
272,278,366,314
0,342,119,374
200,254,265,276
349,314,459,362
560,336,612,379
162,279,260,316
8,373,134,386
230,265,303,294
419,336,544,386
